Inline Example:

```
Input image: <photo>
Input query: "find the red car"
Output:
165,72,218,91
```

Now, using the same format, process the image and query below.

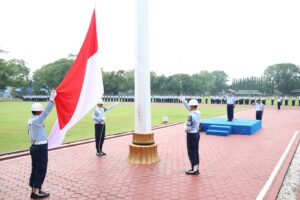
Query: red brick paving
0,105,299,200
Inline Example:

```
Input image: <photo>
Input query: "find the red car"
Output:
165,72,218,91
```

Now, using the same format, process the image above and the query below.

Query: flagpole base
128,133,160,164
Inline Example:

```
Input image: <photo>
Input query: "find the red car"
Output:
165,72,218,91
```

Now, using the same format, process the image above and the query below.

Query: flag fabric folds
48,10,103,148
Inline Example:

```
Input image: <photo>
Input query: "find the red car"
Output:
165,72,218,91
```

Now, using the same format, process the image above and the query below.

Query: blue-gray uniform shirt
93,105,114,124
27,102,54,143
255,103,264,111
226,96,236,104
183,100,201,133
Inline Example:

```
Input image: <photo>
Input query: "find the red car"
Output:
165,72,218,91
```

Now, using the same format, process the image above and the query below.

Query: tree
263,63,300,95
6,59,30,87
0,58,9,89
32,58,74,92
0,58,30,89
211,71,228,94
192,71,213,95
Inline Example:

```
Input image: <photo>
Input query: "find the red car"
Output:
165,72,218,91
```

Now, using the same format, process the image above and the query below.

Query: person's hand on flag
50,90,57,102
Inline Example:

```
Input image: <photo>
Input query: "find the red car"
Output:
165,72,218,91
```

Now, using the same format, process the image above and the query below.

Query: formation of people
23,94,300,107
100,95,300,107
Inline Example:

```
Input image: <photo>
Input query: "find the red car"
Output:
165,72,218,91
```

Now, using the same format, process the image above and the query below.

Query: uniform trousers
186,132,200,166
292,100,295,106
95,123,106,153
256,111,262,120
29,143,48,189
271,100,274,105
277,102,281,110
227,104,234,121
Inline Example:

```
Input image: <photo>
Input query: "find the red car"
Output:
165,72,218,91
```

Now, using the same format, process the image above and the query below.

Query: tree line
1,49,300,96
231,64,300,95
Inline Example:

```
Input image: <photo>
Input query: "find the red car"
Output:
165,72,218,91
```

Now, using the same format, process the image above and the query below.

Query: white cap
188,99,198,106
31,103,44,112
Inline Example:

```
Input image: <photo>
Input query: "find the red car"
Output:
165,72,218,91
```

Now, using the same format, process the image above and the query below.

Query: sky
0,0,300,81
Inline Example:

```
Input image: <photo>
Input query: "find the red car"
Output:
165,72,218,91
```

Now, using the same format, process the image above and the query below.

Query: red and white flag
48,10,103,148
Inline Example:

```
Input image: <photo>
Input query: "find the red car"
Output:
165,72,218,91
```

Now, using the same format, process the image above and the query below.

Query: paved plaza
0,105,300,200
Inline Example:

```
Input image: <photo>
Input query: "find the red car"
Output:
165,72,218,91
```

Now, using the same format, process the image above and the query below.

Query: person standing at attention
255,98,264,120
292,96,296,106
226,89,236,121
277,96,283,110
271,96,274,106
93,99,119,156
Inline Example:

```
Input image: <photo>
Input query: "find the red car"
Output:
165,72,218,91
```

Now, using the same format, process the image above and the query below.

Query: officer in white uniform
262,96,266,105
27,90,56,199
284,96,289,106
180,97,201,175
277,96,283,110
255,98,264,120
93,99,119,156
292,97,296,106
226,90,236,121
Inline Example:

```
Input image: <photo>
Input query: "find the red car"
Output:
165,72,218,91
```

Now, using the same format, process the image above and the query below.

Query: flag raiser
48,10,103,148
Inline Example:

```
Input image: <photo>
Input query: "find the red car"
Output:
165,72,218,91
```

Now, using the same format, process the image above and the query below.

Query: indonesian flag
48,10,103,149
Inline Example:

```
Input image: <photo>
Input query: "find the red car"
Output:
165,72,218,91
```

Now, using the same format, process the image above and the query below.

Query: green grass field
0,101,243,153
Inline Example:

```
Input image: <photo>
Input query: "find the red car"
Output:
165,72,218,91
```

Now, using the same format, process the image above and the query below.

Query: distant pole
128,0,159,164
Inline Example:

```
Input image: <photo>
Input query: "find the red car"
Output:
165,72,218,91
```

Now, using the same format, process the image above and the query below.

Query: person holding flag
93,99,119,156
180,96,201,175
27,90,56,199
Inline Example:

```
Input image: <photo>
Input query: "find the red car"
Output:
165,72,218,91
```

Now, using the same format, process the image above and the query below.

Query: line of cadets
22,94,300,106
102,95,300,106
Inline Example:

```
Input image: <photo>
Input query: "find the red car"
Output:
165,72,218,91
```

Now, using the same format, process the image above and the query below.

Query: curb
265,132,300,200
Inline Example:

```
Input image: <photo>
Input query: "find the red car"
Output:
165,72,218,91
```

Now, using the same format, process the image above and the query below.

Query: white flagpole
135,0,151,133
128,0,159,164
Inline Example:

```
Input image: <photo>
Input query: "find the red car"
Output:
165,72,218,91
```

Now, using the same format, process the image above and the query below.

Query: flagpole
128,0,159,164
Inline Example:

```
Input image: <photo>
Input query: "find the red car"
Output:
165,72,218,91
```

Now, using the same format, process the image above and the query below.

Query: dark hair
32,111,42,115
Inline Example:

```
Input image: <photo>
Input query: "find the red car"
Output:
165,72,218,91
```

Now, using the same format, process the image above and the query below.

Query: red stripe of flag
55,10,98,129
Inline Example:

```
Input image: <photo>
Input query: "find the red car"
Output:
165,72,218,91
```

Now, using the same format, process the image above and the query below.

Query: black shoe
185,166,200,175
96,152,102,156
30,190,50,199
100,151,106,156
185,169,199,175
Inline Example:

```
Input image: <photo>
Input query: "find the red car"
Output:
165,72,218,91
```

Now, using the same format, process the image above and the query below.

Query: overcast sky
0,0,300,81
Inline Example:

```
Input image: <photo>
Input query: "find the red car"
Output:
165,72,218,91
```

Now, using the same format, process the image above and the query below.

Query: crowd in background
101,95,300,106
21,94,300,106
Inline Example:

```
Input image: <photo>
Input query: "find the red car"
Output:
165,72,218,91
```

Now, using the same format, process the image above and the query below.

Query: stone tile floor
0,105,299,200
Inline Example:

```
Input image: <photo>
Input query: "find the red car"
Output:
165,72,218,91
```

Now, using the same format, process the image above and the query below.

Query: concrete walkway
0,105,299,200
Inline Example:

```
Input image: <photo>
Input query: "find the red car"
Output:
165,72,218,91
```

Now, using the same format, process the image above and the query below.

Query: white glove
50,90,57,101
179,96,185,102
